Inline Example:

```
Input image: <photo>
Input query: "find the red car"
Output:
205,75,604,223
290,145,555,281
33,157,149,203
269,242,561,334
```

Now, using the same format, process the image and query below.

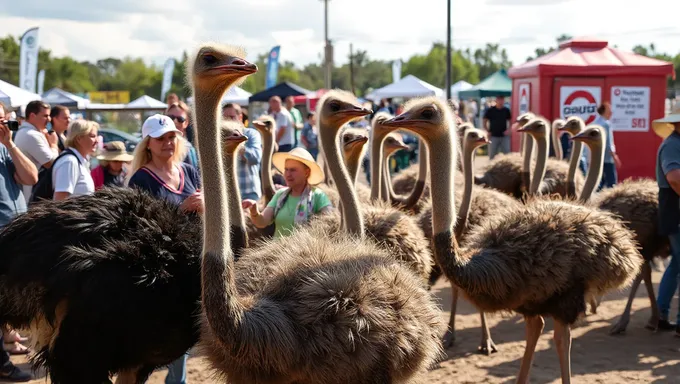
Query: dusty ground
8,156,680,383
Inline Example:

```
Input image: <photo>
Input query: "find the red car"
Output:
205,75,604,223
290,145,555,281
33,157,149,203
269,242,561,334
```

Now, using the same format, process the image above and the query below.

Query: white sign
610,86,650,132
518,83,530,115
559,86,602,124
19,27,39,93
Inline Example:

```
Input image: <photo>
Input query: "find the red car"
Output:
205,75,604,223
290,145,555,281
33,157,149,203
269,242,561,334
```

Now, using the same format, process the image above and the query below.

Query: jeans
241,191,260,201
362,157,370,185
165,354,188,384
488,135,510,160
598,162,617,191
307,147,319,160
579,158,587,176
278,144,293,153
657,232,680,322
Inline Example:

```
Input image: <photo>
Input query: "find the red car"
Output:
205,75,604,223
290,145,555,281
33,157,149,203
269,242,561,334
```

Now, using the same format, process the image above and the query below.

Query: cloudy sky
1,0,678,70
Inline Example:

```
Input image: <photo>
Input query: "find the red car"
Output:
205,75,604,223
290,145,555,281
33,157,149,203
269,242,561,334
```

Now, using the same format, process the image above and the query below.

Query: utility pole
349,43,355,94
322,0,332,89
445,0,452,100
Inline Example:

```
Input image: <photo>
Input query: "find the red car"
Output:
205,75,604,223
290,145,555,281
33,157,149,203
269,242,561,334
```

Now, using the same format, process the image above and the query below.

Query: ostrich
551,118,566,160
188,46,444,383
382,96,643,384
557,116,587,198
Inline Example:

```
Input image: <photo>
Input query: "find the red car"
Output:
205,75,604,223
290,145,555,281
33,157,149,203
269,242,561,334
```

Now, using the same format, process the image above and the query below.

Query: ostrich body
0,187,203,383
189,45,444,384
382,97,643,384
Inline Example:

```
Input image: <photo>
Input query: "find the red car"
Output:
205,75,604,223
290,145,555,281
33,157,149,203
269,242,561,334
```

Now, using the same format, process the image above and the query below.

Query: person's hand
241,199,257,210
613,154,622,169
0,121,12,148
180,191,204,213
44,130,58,147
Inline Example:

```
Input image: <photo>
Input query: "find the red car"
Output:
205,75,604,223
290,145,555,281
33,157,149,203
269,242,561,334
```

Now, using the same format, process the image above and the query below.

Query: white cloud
0,0,678,75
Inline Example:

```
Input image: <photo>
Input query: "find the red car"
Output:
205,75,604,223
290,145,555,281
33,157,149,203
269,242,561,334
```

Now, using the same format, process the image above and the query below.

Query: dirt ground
8,156,680,383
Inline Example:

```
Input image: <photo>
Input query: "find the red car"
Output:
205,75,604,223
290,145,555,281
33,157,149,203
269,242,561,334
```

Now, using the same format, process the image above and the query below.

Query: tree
526,34,573,62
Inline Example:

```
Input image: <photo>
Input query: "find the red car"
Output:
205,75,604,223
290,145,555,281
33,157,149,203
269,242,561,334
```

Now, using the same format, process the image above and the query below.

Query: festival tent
186,85,252,106
248,82,313,103
364,74,444,100
126,95,167,110
0,79,41,108
458,69,512,99
42,87,90,109
450,80,473,99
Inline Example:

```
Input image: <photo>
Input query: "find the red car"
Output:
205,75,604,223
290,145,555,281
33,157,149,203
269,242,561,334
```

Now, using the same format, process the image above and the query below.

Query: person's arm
249,205,275,228
241,130,262,165
482,109,490,131
0,123,38,185
52,156,79,201
666,169,680,196
276,125,287,142
18,130,59,169
606,123,621,168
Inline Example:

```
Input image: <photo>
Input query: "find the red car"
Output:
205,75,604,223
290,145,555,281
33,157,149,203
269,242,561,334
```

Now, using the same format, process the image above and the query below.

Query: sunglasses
166,114,186,123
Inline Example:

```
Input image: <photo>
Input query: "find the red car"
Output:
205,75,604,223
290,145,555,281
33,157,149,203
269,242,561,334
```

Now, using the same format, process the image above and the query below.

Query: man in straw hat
242,147,334,238
91,141,134,190
653,106,680,336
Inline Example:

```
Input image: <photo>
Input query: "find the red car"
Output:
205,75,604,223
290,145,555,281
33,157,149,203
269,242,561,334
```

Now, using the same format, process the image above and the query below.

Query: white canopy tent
42,87,90,109
364,74,444,100
450,80,474,99
126,95,167,110
186,85,252,106
0,79,41,108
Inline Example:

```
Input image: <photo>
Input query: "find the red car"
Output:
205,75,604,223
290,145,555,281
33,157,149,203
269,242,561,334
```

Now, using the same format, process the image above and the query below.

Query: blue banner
265,45,281,89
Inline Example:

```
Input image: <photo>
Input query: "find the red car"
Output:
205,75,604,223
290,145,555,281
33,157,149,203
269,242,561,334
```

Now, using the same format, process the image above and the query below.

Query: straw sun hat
272,147,325,185
653,106,680,139
96,141,134,162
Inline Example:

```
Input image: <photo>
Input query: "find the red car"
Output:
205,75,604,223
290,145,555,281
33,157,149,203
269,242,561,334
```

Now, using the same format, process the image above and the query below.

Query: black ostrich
0,187,202,383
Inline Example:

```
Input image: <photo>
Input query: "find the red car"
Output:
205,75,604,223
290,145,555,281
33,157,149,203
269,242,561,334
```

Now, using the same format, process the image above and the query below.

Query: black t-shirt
484,106,511,137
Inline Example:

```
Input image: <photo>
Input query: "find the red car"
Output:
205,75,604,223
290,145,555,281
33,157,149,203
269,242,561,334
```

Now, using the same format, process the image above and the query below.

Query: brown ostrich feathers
474,152,524,197
309,200,433,282
541,157,585,197
199,224,444,384
453,200,643,323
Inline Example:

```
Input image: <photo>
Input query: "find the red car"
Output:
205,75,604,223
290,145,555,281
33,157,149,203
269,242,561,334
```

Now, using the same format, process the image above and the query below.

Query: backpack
29,148,82,204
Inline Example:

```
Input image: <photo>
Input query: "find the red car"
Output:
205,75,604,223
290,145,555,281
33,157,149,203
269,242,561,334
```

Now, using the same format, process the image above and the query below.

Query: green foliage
0,33,677,101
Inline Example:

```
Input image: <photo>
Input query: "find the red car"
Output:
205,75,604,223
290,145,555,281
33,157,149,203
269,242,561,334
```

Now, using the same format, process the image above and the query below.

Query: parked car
98,127,140,153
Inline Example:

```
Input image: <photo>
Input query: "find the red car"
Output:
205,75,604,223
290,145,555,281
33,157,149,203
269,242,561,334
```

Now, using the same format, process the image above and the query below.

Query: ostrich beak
571,131,592,143
516,126,529,132
476,137,490,144
337,105,373,121
227,134,248,143
345,136,369,147
252,120,265,128
214,57,258,75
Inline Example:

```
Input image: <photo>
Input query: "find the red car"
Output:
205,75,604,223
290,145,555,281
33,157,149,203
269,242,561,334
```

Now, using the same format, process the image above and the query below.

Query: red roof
293,89,328,104
508,36,675,78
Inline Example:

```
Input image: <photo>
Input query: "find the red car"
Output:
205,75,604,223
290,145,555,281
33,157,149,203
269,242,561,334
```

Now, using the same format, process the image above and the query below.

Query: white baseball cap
141,114,182,139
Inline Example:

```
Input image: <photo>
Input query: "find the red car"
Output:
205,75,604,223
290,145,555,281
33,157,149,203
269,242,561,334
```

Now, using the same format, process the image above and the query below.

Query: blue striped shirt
237,128,263,199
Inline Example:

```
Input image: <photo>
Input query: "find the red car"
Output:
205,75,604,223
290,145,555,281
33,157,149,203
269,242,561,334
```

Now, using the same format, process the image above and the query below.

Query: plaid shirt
237,127,263,199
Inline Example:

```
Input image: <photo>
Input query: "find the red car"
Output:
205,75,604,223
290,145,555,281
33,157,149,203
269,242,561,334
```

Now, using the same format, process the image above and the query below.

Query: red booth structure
508,37,675,180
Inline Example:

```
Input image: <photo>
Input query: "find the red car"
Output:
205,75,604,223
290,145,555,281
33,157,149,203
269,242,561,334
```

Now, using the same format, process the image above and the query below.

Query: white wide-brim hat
653,107,680,139
272,147,325,185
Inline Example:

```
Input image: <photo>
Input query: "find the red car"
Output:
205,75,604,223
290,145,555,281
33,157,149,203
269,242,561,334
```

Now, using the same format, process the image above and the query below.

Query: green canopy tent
458,69,512,99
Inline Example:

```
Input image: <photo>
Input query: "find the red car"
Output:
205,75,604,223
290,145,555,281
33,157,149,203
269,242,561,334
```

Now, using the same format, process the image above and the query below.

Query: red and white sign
610,86,650,132
518,83,530,115
559,86,601,124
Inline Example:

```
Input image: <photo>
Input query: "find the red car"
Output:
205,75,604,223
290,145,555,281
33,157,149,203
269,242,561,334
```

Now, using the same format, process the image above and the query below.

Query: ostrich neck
566,140,583,198
224,149,247,258
193,87,244,346
521,133,534,192
370,130,387,200
455,143,476,240
391,140,428,210
429,136,457,235
259,129,276,202
344,148,363,186
552,126,563,160
320,122,364,237
579,140,605,203
529,134,548,195
381,155,392,202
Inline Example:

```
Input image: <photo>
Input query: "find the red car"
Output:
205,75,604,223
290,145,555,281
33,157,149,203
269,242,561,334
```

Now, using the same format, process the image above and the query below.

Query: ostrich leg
553,320,572,384
515,315,544,384
641,262,662,331
478,312,498,355
442,285,459,348
610,264,645,335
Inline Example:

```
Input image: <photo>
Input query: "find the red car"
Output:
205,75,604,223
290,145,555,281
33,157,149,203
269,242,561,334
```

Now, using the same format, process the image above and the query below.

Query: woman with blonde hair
52,119,99,200
165,101,199,172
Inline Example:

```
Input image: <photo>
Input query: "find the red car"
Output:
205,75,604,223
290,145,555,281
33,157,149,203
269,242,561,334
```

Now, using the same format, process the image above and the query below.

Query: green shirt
290,107,303,126
266,187,332,238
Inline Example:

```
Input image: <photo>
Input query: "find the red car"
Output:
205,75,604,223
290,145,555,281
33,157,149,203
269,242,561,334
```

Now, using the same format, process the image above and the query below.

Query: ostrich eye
421,108,434,119
203,54,218,65
329,102,341,112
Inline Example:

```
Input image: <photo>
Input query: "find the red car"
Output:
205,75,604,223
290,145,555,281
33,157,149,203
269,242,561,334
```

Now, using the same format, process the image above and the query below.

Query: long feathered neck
344,144,366,186
381,149,395,202
455,140,476,240
578,136,605,203
224,145,247,259
552,123,563,160
521,131,534,193
529,133,549,195
320,120,364,237
193,83,243,347
566,122,585,198
370,129,387,200
390,140,428,211
259,128,276,202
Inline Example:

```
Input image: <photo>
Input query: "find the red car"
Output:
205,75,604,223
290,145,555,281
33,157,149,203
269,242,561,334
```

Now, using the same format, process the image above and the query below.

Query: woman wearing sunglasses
165,102,199,173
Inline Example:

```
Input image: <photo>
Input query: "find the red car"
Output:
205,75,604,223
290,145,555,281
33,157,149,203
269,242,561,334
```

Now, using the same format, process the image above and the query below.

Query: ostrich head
220,121,247,153
316,90,372,134
381,96,455,141
342,127,369,159
571,124,605,148
383,132,409,156
187,43,257,96
516,117,549,140
457,122,474,139
559,116,586,137
465,127,490,148
252,115,276,136
370,111,394,135
552,119,566,131
516,112,535,125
